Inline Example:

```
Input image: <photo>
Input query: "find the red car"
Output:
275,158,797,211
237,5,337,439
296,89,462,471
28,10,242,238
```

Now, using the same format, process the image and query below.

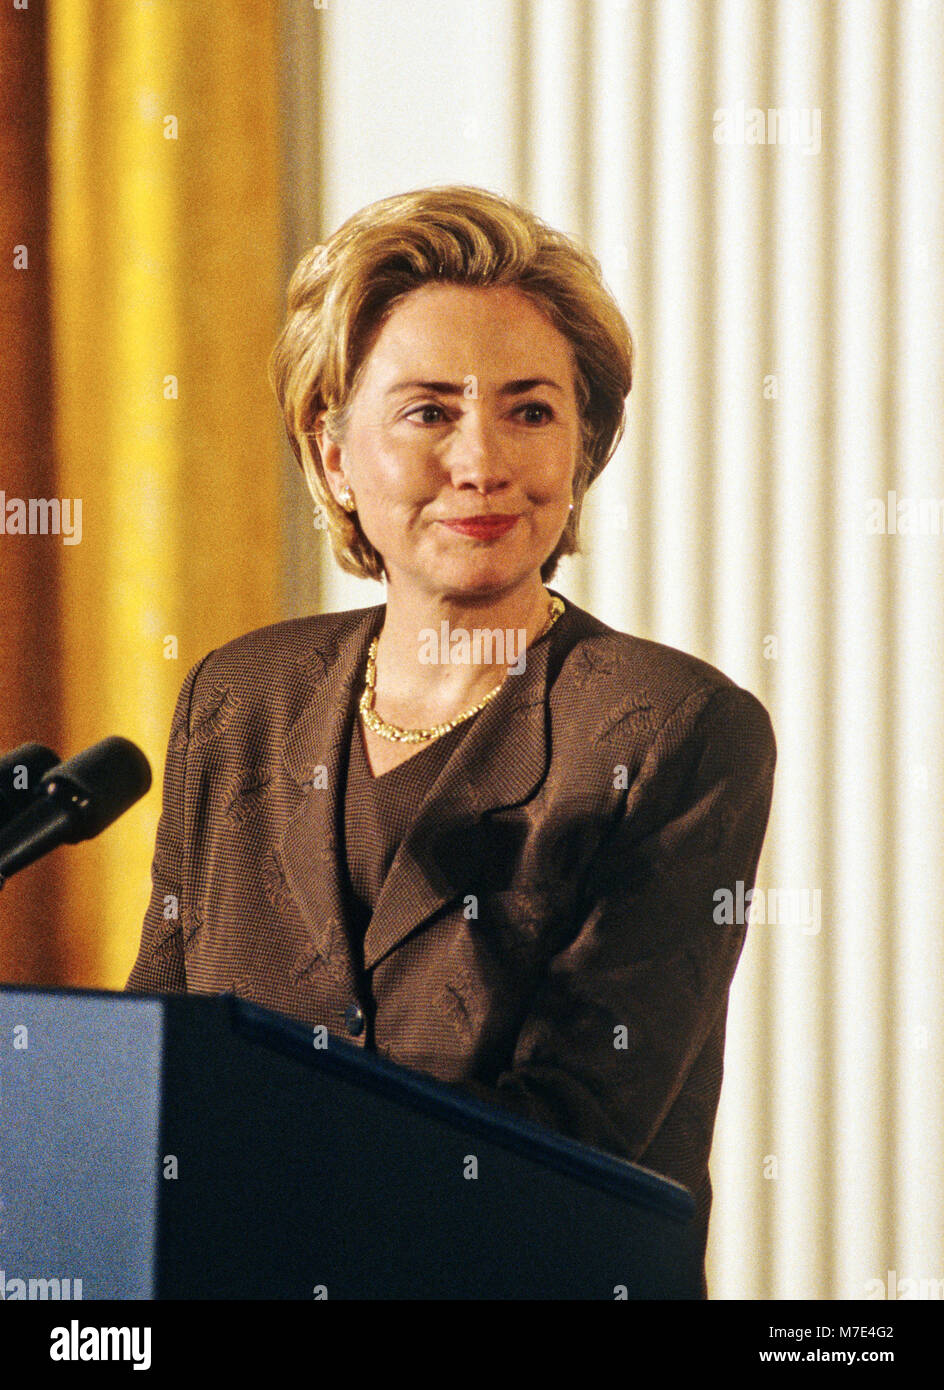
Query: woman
127,186,776,1291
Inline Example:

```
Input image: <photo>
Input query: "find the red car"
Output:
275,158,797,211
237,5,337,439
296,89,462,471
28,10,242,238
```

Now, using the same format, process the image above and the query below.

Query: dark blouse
340,712,477,954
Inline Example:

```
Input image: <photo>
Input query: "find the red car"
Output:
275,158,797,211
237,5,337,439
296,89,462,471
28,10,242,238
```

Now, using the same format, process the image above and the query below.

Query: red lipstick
440,515,519,540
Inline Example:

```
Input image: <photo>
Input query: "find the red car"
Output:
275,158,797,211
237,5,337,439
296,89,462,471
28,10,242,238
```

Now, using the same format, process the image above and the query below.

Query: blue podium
0,986,700,1298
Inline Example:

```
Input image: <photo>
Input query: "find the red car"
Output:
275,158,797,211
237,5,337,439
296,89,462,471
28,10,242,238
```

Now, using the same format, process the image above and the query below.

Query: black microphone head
0,744,61,828
39,737,152,840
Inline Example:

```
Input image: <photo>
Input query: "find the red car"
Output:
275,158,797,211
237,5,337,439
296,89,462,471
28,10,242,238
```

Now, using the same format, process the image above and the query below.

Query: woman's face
320,283,581,602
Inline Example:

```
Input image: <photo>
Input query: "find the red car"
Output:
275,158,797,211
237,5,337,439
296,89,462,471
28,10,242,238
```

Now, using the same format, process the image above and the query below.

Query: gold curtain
40,0,282,987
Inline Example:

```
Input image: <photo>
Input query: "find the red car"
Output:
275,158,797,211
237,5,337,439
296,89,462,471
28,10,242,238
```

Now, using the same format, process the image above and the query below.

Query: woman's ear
313,411,346,503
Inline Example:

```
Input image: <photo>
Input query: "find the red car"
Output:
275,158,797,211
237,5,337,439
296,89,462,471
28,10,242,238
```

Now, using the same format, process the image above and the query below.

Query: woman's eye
407,403,447,424
517,402,553,424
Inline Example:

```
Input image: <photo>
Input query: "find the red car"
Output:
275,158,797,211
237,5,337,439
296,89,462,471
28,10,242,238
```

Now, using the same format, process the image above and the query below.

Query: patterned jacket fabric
126,592,776,1291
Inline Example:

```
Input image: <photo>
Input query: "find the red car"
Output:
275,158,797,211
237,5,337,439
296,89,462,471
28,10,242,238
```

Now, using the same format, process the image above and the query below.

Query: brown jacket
126,593,775,1285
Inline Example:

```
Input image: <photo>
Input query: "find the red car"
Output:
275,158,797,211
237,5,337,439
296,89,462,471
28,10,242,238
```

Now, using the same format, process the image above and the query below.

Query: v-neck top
340,713,477,951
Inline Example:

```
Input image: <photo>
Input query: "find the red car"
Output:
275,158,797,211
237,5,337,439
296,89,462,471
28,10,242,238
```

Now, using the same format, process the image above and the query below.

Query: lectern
0,986,701,1298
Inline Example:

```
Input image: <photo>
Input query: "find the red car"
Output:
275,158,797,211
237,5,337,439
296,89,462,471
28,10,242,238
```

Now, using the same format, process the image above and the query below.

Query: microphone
0,737,152,887
0,744,61,831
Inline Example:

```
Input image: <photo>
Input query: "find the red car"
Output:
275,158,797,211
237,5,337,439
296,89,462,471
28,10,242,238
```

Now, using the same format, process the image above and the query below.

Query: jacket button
344,1003,365,1037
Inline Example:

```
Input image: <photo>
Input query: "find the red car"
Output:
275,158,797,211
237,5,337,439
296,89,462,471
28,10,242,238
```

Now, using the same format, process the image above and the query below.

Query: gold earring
339,485,356,512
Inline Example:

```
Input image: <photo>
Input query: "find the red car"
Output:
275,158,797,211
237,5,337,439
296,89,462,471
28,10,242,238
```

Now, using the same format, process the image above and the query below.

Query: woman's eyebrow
500,377,566,396
385,377,566,397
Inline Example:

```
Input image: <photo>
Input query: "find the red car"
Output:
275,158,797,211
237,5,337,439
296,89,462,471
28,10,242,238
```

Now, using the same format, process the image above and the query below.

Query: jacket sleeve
125,656,208,995
451,682,776,1163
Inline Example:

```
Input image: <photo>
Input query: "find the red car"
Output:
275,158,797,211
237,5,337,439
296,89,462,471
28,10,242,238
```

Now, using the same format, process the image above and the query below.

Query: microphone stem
0,799,73,881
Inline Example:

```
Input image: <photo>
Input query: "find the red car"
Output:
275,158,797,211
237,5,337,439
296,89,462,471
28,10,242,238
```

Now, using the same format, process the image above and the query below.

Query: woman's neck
369,577,556,728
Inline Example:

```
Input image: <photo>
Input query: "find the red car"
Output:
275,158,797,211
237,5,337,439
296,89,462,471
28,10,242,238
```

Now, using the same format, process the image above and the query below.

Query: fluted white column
648,0,713,656
582,0,654,634
830,0,897,1299
890,0,944,1296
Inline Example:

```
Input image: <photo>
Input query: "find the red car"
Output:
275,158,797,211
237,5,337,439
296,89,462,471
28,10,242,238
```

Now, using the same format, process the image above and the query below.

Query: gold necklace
360,594,565,745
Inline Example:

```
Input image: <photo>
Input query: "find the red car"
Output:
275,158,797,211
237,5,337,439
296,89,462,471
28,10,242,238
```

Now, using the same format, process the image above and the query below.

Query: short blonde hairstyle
269,185,634,582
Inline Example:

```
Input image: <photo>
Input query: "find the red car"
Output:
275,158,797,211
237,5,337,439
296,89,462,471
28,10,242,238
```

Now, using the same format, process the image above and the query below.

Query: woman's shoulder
195,606,379,677
176,605,381,730
553,596,774,749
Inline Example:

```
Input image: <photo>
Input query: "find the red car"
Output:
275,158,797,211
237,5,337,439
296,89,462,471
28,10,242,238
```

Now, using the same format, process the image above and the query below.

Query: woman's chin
424,556,540,600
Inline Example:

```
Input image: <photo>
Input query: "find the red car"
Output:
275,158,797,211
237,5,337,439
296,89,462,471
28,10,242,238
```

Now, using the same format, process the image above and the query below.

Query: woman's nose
443,409,513,490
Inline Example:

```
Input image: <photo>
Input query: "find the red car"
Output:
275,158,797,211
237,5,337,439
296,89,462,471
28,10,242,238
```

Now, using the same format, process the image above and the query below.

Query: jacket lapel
277,598,567,976
278,604,383,988
362,626,555,971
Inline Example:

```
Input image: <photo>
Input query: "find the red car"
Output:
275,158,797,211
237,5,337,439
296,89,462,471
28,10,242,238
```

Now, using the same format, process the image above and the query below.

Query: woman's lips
440,515,519,540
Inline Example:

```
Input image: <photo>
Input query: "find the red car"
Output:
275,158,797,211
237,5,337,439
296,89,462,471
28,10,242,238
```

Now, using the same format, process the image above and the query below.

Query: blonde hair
269,185,634,582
